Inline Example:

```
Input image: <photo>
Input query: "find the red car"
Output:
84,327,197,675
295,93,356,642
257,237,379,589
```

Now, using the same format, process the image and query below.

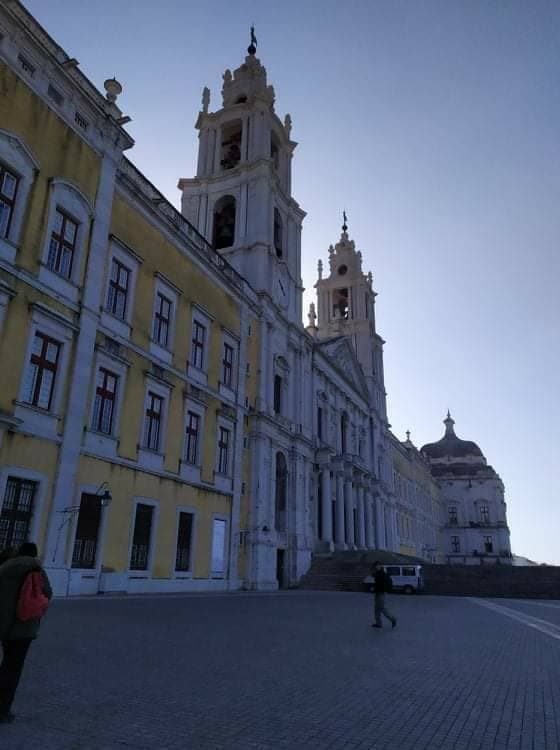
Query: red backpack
16,570,50,622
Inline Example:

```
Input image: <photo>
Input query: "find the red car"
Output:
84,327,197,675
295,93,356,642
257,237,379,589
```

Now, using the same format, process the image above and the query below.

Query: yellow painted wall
0,64,100,280
77,456,231,579
0,431,59,549
0,274,77,419
110,194,242,380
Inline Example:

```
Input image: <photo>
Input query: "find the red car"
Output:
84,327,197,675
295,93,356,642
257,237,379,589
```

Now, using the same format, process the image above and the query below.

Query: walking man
371,561,397,629
0,542,52,723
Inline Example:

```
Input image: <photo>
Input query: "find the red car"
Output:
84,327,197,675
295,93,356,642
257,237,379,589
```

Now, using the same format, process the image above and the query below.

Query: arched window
275,452,287,531
273,208,283,258
213,195,236,250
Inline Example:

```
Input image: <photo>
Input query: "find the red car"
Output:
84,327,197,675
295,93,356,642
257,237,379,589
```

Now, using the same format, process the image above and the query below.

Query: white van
363,564,423,594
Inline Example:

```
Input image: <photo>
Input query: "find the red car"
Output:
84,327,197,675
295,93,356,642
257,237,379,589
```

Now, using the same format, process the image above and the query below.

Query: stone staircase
299,550,423,593
299,553,560,599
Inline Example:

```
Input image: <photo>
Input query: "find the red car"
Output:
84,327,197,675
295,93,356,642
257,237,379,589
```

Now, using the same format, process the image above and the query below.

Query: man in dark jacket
371,561,397,629
0,542,52,723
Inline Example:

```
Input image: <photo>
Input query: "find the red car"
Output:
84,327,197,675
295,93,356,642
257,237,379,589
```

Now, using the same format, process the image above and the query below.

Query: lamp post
51,482,112,564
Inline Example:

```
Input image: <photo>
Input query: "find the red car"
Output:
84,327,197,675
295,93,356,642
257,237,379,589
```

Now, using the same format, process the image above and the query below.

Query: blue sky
24,1,560,564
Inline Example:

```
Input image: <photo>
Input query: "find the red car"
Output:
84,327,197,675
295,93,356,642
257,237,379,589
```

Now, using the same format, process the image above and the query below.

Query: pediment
316,337,369,399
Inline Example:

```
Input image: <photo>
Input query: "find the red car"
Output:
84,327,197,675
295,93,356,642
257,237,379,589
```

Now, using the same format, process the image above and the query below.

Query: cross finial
342,209,348,233
248,25,257,55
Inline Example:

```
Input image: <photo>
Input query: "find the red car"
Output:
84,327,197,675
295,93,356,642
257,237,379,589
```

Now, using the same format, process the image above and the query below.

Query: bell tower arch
312,214,387,420
178,29,306,324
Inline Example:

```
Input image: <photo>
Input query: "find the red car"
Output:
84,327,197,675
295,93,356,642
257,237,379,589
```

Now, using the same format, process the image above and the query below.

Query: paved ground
2,591,560,750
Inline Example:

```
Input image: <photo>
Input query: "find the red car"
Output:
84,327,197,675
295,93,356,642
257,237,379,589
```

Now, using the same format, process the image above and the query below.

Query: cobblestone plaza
3,591,560,749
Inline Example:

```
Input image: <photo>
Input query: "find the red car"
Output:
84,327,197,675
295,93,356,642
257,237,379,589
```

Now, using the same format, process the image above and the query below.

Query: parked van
363,564,423,594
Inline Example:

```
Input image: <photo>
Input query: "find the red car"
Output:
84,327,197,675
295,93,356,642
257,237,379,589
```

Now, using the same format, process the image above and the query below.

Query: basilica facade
0,3,511,596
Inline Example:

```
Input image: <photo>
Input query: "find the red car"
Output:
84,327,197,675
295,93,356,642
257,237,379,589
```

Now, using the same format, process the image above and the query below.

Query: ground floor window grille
72,494,103,568
130,504,154,571
0,477,36,550
175,512,194,572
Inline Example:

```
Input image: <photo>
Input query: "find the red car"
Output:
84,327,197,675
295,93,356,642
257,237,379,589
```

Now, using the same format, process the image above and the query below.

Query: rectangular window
143,392,163,452
130,503,154,571
175,512,194,572
106,259,130,320
217,427,230,474
74,111,89,130
0,164,19,240
47,208,78,279
71,493,102,569
17,53,35,76
274,375,282,414
47,84,64,106
222,342,234,387
22,332,61,410
153,292,172,348
92,368,118,435
0,477,37,550
451,535,461,553
211,518,227,577
317,406,323,440
484,535,493,553
448,506,458,525
191,320,206,370
479,505,490,524
386,566,400,577
184,411,200,464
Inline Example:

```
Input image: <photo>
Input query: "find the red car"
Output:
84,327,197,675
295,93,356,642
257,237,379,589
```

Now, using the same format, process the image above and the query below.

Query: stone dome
421,412,484,460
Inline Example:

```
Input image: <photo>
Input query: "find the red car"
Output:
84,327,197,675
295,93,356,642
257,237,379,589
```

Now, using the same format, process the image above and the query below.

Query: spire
248,25,257,55
444,410,456,437
342,209,348,234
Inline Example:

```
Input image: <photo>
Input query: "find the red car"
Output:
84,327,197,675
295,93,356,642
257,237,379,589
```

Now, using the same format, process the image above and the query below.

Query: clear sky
23,1,560,564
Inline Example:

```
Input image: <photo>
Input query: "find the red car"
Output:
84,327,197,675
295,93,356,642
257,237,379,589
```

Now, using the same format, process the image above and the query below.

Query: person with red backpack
0,542,52,724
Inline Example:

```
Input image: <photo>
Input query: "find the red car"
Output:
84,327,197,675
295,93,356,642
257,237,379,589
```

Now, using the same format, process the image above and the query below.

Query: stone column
43,151,119,594
321,470,333,544
335,473,345,547
344,478,355,547
213,126,222,175
240,116,249,163
356,484,366,548
375,497,386,550
364,491,374,548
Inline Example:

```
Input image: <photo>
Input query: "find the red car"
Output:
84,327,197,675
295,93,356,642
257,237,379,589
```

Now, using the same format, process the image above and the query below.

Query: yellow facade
0,3,258,595
391,436,442,562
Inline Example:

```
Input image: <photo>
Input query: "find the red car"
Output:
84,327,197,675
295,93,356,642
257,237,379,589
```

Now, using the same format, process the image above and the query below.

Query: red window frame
92,368,118,435
153,292,172,347
218,426,230,474
47,207,78,279
0,164,19,240
185,411,200,464
24,332,61,410
191,321,205,370
107,258,130,320
222,342,234,387
143,392,163,452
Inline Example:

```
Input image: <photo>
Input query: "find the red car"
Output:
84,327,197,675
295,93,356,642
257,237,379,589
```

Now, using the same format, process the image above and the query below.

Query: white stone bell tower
314,214,388,421
178,29,306,325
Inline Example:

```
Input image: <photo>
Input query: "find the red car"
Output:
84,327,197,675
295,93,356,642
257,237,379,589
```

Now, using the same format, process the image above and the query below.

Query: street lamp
51,482,112,563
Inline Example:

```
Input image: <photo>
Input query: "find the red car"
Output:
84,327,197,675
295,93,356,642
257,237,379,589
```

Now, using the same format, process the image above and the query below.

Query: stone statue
317,259,323,280
202,86,210,113
284,114,292,137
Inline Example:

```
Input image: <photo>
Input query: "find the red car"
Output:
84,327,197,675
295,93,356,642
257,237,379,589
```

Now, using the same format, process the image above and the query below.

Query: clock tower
178,30,306,324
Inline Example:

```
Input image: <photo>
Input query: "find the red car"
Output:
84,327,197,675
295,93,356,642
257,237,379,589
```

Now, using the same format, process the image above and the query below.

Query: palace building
0,2,511,595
